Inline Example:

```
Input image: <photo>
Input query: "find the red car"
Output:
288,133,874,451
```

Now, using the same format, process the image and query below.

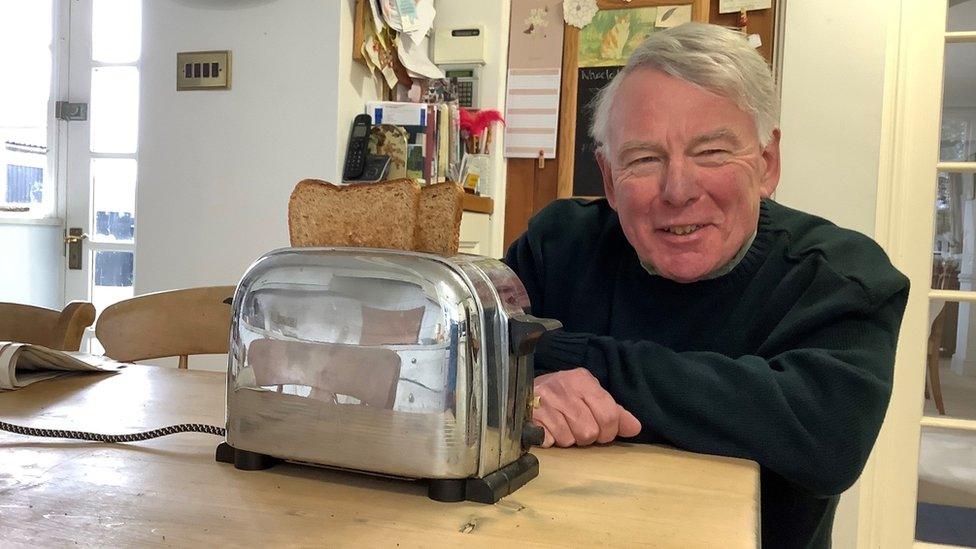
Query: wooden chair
95,286,235,369
0,301,96,351
925,299,947,415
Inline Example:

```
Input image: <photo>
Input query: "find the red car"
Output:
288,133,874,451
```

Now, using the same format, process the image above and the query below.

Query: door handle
65,228,88,270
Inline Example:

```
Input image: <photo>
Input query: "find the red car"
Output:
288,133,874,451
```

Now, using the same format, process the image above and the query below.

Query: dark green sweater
504,198,909,548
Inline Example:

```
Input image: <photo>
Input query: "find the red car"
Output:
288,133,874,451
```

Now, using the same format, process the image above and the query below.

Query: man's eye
632,156,660,165
698,149,728,156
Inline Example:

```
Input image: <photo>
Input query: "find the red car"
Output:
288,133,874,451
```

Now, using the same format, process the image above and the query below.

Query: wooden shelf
462,193,493,215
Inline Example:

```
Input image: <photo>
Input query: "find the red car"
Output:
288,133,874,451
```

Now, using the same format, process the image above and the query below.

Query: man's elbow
795,435,879,497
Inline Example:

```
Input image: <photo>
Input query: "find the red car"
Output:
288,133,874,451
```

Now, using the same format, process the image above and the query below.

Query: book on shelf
365,101,451,186
0,342,122,391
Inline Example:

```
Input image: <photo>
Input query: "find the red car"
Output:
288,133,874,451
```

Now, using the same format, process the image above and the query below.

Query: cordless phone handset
343,114,372,181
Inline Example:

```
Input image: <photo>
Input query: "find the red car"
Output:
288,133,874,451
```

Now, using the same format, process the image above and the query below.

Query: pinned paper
396,35,445,79
718,0,771,14
505,0,565,159
368,0,386,34
379,0,436,45
747,33,762,48
406,0,436,46
362,30,398,89
655,5,692,28
395,0,419,31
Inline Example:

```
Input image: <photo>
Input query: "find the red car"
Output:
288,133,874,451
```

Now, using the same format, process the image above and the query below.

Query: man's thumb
617,406,642,438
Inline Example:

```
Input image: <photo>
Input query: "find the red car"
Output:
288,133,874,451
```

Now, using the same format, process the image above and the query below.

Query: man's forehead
607,72,758,149
614,127,746,151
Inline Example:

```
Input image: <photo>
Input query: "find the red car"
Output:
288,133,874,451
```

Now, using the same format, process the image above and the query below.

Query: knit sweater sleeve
534,278,908,497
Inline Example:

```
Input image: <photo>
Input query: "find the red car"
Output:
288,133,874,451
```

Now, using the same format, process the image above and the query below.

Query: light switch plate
177,50,231,90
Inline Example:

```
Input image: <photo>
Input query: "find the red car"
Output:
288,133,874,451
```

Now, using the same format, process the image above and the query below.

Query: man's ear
759,129,781,198
597,148,617,209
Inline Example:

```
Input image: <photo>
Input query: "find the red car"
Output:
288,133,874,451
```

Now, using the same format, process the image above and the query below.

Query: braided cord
0,420,225,443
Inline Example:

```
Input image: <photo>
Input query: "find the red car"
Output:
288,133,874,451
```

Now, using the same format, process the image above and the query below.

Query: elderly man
504,23,909,548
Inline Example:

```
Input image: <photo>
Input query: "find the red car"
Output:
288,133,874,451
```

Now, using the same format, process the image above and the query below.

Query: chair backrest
0,301,96,351
95,286,235,367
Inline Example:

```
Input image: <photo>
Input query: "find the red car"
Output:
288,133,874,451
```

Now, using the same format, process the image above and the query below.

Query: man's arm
504,213,908,497
531,287,906,497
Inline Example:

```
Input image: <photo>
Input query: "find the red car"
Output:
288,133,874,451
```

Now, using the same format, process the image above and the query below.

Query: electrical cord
0,420,225,443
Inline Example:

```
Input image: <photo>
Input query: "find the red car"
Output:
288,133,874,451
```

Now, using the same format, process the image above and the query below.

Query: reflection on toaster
236,276,456,415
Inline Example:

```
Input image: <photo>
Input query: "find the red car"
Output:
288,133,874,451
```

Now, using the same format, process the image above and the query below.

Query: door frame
858,0,952,546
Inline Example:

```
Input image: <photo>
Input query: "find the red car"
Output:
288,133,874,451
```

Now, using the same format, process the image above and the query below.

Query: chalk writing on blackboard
573,65,622,197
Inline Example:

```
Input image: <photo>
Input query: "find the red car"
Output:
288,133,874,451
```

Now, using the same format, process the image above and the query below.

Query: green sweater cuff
534,329,600,379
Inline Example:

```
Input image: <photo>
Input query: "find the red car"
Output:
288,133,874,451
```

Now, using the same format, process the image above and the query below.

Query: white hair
590,22,779,151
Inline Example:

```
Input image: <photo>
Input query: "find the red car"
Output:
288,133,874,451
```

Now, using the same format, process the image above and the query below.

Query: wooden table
0,366,759,547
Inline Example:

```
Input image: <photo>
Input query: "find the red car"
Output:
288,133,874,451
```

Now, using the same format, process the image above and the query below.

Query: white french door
0,1,139,329
866,0,976,547
62,0,140,345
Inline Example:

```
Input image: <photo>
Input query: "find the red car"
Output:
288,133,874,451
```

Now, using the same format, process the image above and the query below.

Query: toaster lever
508,314,562,356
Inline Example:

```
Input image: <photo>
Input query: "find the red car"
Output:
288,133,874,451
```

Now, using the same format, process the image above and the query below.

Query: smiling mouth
662,224,703,236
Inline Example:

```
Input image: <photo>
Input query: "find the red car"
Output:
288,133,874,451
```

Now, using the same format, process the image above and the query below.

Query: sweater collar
640,230,757,280
634,199,773,285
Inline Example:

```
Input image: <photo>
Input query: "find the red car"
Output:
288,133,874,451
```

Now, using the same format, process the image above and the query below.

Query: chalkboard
573,66,622,197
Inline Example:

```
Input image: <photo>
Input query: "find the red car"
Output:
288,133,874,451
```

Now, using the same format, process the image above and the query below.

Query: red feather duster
460,108,505,135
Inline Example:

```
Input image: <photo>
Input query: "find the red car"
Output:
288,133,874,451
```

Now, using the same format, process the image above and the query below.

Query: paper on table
718,0,771,14
0,342,122,391
396,35,444,80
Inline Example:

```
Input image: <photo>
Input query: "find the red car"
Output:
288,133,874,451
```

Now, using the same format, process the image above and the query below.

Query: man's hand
531,368,642,448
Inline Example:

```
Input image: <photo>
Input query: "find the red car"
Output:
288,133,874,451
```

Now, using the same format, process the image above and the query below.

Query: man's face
597,68,781,283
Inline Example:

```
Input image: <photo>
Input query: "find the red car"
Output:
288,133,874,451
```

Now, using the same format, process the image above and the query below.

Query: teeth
666,224,701,236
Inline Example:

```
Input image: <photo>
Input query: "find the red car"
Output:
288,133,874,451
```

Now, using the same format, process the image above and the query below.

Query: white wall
136,0,343,295
777,1,894,547
777,0,890,238
0,222,61,308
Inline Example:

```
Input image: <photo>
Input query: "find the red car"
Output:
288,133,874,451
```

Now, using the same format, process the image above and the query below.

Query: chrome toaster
216,248,560,503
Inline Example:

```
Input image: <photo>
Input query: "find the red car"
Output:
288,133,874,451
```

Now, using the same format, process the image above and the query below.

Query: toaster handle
508,314,562,356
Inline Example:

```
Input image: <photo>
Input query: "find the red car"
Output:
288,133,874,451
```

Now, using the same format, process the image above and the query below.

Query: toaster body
217,248,557,502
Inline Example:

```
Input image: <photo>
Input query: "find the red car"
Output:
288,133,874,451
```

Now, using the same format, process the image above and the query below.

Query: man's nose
660,157,702,207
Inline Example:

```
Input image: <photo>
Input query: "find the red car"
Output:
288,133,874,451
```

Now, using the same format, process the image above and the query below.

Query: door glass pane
92,250,133,316
933,171,967,289
91,158,136,243
948,0,976,32
923,298,976,422
941,43,976,163
92,0,141,63
0,1,53,216
916,426,976,547
90,66,139,153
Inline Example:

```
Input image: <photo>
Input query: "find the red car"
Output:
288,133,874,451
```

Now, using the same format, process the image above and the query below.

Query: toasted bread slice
288,178,421,250
416,182,464,255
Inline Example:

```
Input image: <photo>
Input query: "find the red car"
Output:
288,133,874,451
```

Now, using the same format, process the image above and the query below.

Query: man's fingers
533,407,575,447
532,369,641,447
617,405,642,438
581,390,622,444
560,402,601,446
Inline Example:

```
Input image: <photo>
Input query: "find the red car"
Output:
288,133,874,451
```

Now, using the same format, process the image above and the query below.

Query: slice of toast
416,182,465,255
288,178,421,250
